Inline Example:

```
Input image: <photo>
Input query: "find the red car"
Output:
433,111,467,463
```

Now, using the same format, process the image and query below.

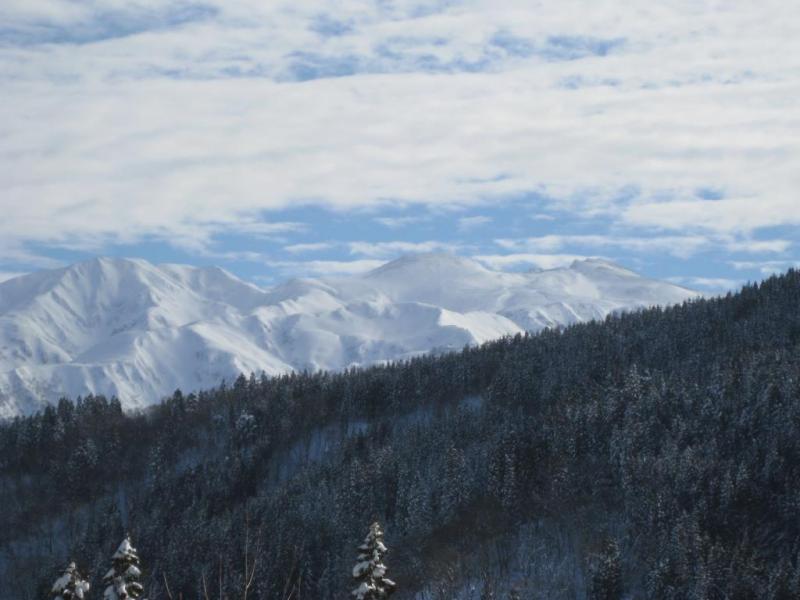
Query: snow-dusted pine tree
102,536,145,599
352,522,396,600
51,562,90,600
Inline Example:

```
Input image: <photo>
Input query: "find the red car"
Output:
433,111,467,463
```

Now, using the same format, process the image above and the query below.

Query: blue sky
0,0,798,292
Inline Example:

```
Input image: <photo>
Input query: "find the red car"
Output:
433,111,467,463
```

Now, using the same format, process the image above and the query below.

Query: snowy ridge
0,254,697,416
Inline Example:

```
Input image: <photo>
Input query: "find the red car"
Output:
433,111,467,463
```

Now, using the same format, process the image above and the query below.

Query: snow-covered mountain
0,254,696,417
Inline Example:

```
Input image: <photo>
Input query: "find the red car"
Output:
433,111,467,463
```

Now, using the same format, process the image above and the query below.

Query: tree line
52,524,395,600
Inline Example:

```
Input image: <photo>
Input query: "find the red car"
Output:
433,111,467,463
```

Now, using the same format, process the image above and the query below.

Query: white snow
112,538,136,560
51,573,72,592
353,561,370,577
0,254,697,417
51,562,90,599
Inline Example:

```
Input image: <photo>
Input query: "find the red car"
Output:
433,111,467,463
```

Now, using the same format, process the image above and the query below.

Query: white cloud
495,234,791,259
373,216,429,229
266,259,386,277
348,240,461,258
473,253,594,271
231,221,307,236
729,260,800,275
200,249,269,263
284,242,335,254
623,198,800,234
724,239,792,254
0,243,63,269
0,0,798,264
458,215,492,231
667,276,743,293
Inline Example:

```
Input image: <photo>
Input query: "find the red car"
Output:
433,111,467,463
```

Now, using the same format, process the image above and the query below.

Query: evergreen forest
3,270,800,598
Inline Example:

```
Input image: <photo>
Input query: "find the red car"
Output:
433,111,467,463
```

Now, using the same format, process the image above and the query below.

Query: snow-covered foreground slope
0,254,696,416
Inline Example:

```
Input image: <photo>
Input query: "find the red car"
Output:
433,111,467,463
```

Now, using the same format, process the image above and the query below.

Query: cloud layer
0,0,797,285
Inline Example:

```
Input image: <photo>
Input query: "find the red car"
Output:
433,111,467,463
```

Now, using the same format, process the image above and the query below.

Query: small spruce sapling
352,522,396,600
51,562,90,600
103,535,145,599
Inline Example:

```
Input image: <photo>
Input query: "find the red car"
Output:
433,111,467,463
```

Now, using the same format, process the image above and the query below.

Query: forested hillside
2,270,800,599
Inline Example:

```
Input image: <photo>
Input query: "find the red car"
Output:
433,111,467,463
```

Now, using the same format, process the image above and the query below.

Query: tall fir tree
102,536,144,600
51,562,90,600
352,522,396,600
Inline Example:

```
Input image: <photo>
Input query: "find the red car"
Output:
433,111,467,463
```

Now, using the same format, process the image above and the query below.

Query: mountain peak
569,257,637,275
68,255,150,272
365,252,488,278
0,255,696,417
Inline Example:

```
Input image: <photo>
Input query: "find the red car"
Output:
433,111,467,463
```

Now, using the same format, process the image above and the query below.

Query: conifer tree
51,562,90,600
352,522,396,600
501,452,518,509
441,445,467,520
103,536,144,599
589,539,622,600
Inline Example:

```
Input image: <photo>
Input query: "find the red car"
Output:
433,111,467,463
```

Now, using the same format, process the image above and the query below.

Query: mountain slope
0,254,696,416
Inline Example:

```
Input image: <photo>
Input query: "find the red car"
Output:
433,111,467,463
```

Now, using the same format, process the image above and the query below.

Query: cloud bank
0,0,797,286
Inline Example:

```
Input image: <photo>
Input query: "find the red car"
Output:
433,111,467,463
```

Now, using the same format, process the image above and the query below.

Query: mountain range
0,253,696,417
